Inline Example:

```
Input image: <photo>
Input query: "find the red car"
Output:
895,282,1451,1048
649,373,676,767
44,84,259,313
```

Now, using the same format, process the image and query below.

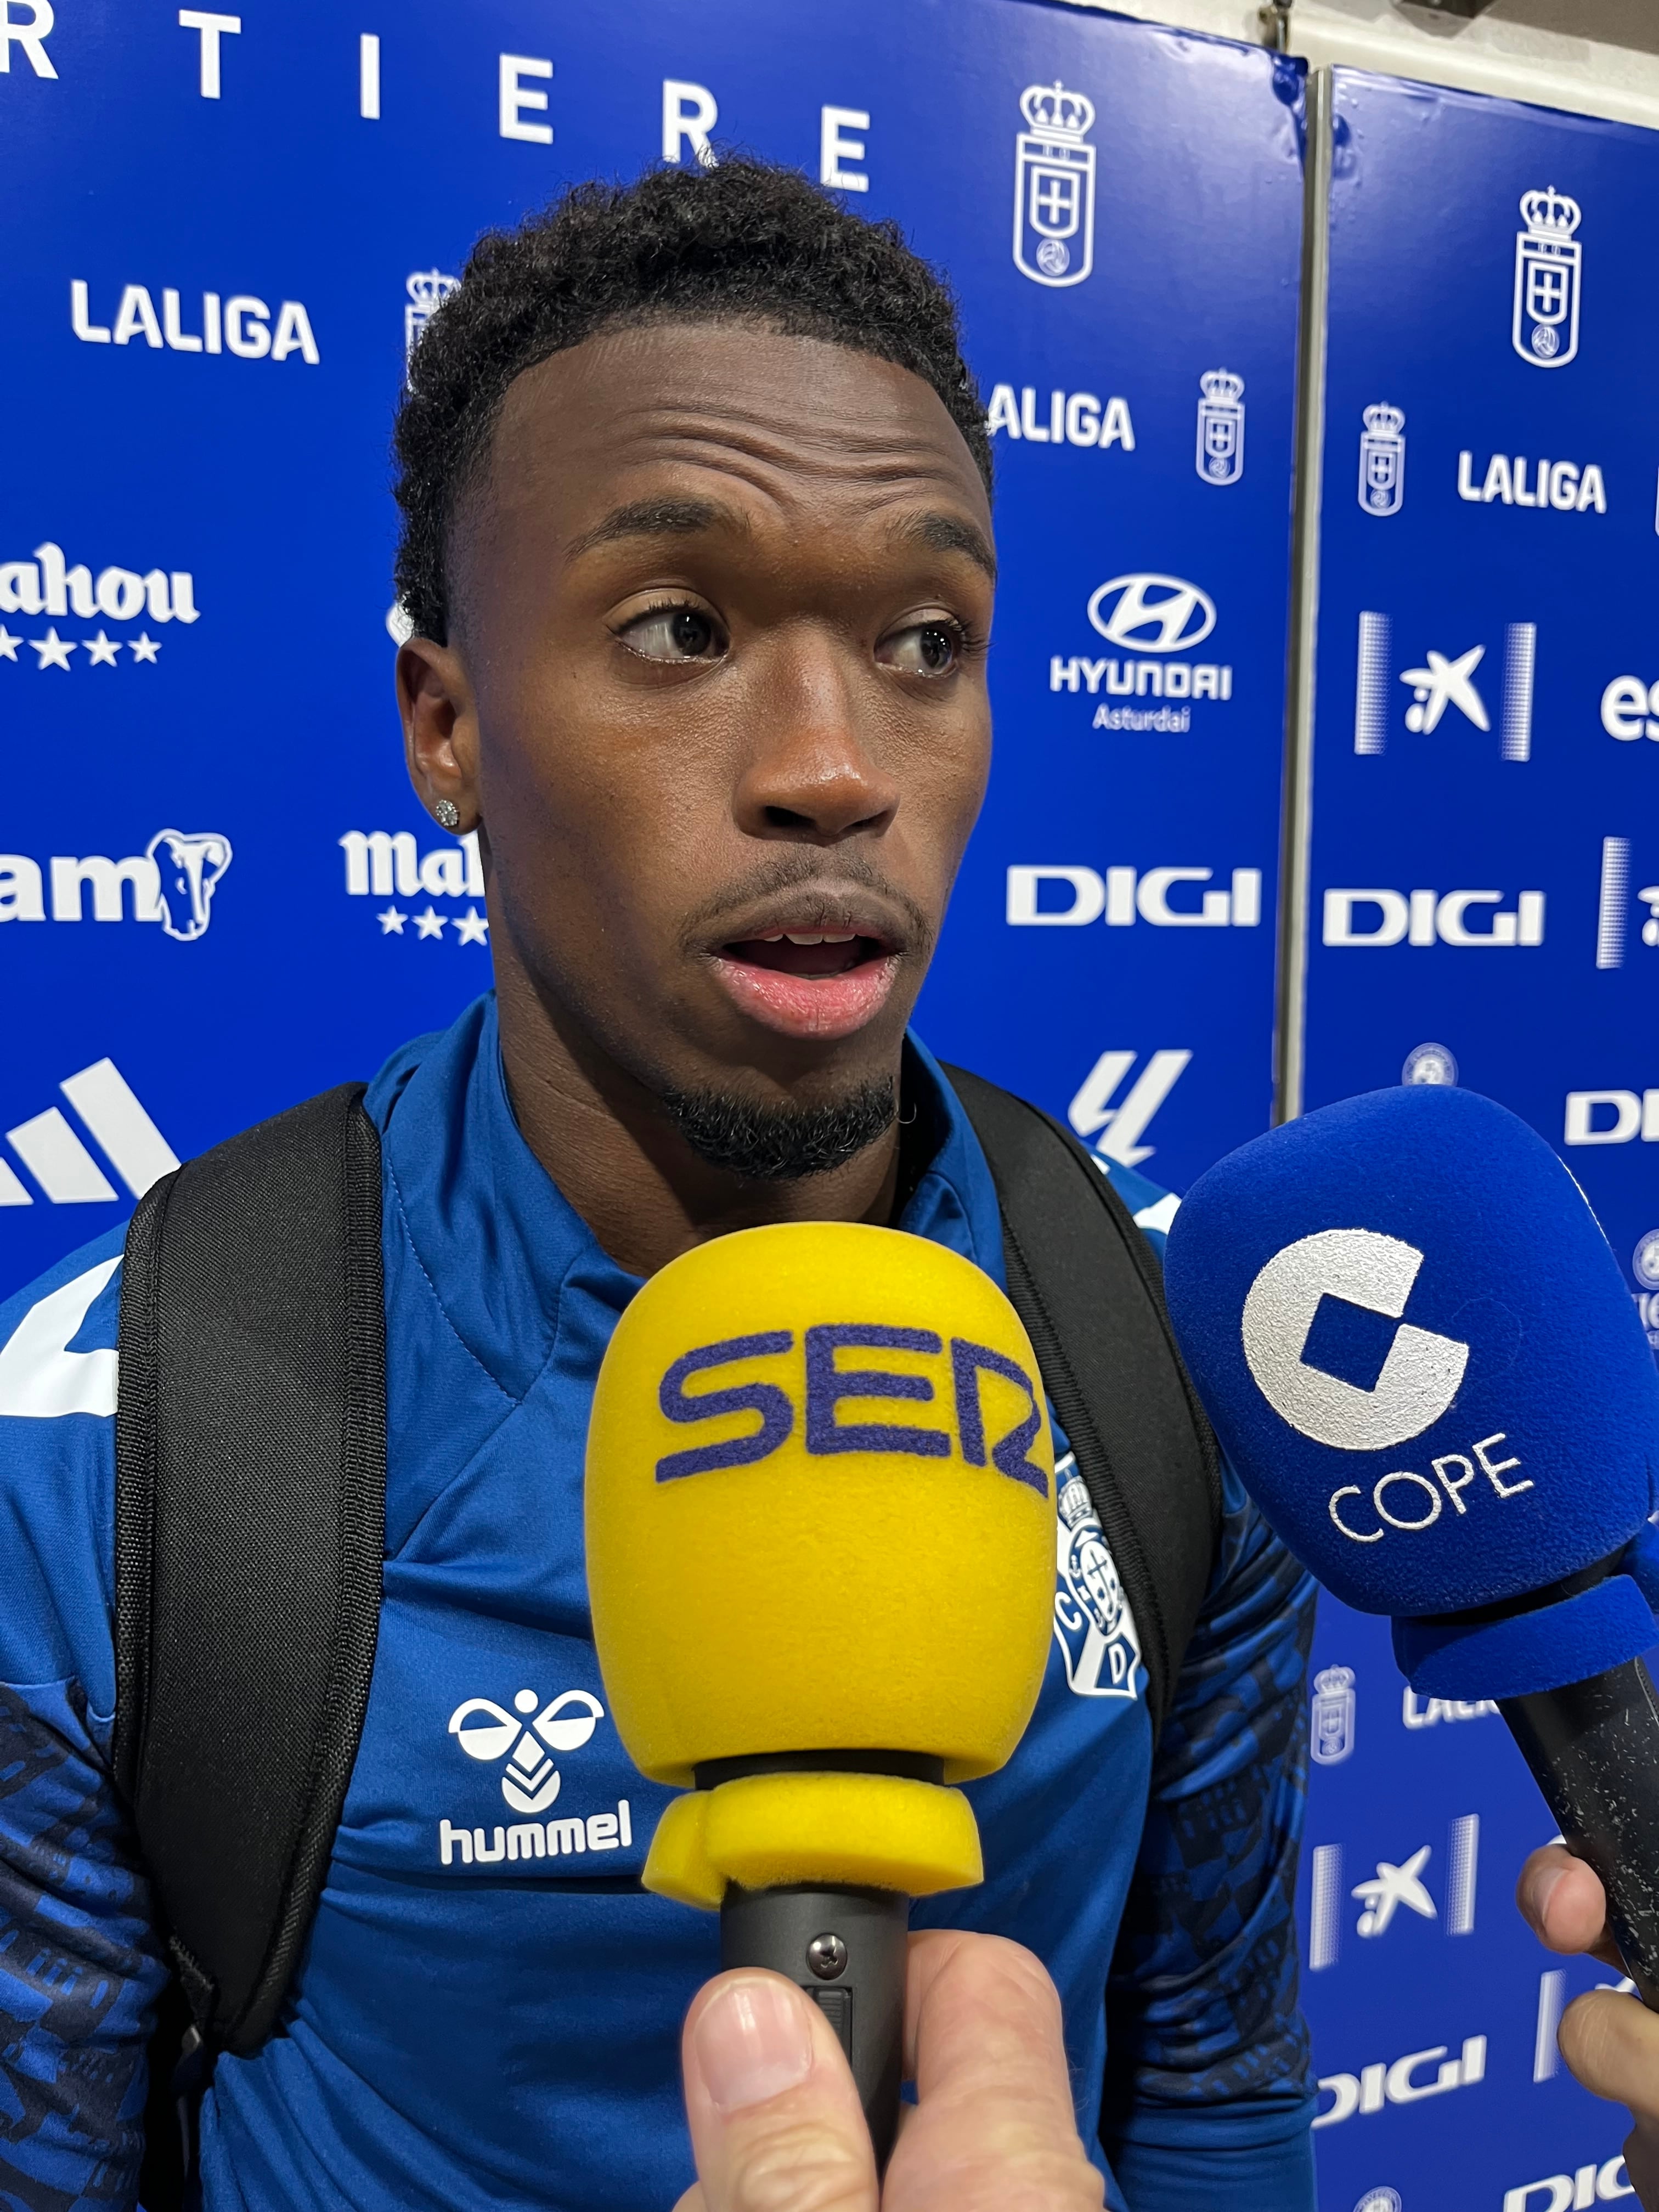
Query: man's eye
617,605,726,663
878,622,963,678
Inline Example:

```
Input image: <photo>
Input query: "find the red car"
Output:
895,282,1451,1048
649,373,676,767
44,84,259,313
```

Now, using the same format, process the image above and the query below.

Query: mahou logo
0,541,198,674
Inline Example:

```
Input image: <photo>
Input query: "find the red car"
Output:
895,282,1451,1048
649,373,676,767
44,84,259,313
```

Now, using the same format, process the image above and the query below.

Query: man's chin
656,1072,897,1182
707,949,901,1041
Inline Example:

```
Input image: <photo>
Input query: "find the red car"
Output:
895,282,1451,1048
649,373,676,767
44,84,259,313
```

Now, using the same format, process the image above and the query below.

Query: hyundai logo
1087,573,1216,653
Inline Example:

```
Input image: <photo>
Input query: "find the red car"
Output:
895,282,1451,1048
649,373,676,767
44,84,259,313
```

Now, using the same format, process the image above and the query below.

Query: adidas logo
1,1059,178,1209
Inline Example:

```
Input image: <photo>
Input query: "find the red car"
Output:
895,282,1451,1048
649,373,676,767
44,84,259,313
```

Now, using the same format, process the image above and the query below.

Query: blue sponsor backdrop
0,0,1301,1296
2,7,1655,2210
1296,68,1659,2212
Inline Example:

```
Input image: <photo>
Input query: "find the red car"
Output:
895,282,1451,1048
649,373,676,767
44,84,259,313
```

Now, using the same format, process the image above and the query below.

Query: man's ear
397,636,480,834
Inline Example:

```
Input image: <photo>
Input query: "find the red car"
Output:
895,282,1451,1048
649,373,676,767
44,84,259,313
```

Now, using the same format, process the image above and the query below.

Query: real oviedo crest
1052,1464,1141,1699
1195,370,1245,487
1357,403,1406,517
1012,82,1096,289
1310,1666,1356,1766
1512,187,1582,369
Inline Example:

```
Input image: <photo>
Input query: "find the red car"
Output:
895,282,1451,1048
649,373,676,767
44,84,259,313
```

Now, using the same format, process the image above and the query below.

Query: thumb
674,1970,878,2212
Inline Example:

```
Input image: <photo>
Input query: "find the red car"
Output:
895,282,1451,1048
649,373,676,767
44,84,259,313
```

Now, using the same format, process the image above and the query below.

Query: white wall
1060,0,1659,129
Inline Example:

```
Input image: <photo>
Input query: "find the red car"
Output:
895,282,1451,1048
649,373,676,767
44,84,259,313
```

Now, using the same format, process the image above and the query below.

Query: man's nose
733,635,900,845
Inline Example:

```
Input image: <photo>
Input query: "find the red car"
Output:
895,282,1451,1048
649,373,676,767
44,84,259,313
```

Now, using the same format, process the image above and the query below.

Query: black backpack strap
941,1065,1222,1736
114,1082,386,2195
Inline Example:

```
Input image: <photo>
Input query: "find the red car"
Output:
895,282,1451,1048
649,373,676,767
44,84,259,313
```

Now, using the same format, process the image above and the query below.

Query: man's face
410,320,994,1135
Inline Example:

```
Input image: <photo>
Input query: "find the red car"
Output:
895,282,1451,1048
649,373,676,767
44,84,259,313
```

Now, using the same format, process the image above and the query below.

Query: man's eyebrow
565,497,743,563
895,511,997,583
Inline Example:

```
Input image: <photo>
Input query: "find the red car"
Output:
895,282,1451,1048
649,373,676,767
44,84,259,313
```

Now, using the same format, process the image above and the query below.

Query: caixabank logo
0,542,198,673
1351,612,1536,762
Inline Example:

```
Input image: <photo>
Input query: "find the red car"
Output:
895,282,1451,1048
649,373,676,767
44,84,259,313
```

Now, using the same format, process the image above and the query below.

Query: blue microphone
1163,1084,1659,2001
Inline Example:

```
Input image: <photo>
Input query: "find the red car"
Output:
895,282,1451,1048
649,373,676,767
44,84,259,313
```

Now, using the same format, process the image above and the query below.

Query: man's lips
710,927,901,1040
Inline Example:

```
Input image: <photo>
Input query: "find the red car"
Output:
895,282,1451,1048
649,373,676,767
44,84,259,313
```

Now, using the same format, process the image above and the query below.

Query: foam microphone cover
1163,1085,1659,1697
586,1220,1057,1905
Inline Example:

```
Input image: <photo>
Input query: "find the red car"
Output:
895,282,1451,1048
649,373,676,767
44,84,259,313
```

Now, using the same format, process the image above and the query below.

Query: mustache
677,850,936,961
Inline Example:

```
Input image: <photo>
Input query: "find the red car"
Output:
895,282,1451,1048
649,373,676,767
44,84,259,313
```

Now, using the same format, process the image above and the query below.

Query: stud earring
433,797,461,831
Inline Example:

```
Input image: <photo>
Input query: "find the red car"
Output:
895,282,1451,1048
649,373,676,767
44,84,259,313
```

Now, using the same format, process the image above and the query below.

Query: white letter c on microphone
1241,1229,1469,1451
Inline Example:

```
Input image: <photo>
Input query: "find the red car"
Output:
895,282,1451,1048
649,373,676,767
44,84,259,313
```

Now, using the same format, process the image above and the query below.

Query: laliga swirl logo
448,1687,605,1815
1241,1230,1469,1451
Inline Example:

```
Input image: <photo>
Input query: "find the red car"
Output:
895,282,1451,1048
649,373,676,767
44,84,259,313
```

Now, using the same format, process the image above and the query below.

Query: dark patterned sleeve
0,1681,163,2212
1099,1465,1318,2209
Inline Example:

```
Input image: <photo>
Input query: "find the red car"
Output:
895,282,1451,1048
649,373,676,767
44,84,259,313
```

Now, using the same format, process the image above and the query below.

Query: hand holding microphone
674,1931,1105,2212
586,1220,1060,2166
1161,1084,1659,2000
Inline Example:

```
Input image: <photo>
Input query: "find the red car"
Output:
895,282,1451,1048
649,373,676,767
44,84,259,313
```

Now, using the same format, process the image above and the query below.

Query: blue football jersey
0,995,1314,2212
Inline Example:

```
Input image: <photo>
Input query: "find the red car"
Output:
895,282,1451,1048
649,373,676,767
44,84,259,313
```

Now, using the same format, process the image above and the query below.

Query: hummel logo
449,1688,605,1816
2,1059,178,1210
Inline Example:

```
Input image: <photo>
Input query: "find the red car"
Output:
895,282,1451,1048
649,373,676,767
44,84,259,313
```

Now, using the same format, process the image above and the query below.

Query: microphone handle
1500,1657,1659,2012
720,1883,907,2168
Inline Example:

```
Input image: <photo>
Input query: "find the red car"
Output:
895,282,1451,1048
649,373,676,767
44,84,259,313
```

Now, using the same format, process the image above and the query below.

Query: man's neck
494,966,903,1279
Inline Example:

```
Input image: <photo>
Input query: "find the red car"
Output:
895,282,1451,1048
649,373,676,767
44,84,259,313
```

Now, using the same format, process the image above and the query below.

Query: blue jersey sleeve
1099,1460,1318,2212
0,1239,166,2212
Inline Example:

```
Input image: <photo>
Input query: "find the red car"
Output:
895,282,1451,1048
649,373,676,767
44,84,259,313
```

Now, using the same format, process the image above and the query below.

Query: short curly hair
392,160,990,644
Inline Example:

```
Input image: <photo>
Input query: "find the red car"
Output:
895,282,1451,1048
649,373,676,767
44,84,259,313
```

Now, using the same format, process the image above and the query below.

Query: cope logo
1242,1231,1468,1453
1242,1231,1532,1549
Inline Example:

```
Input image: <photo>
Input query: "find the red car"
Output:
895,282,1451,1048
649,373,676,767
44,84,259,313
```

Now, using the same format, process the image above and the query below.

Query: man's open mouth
708,924,902,1041
720,929,889,979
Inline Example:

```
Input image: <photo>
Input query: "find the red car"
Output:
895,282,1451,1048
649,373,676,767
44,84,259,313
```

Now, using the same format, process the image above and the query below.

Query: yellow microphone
586,1220,1056,2161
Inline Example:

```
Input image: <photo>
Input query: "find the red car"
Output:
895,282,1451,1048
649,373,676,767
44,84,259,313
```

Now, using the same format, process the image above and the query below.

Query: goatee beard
656,1076,897,1182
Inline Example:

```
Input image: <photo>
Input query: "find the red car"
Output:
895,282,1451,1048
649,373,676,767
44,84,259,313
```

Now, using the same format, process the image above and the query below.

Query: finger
885,1931,1103,2212
1516,1844,1624,1968
1559,1990,1659,2128
680,1970,877,2212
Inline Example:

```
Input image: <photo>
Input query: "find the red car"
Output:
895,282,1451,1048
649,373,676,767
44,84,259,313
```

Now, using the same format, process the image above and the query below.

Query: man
0,162,1314,2209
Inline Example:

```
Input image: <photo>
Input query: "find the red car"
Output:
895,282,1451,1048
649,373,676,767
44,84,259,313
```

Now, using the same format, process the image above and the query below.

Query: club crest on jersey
1012,82,1096,289
1053,1460,1141,1699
